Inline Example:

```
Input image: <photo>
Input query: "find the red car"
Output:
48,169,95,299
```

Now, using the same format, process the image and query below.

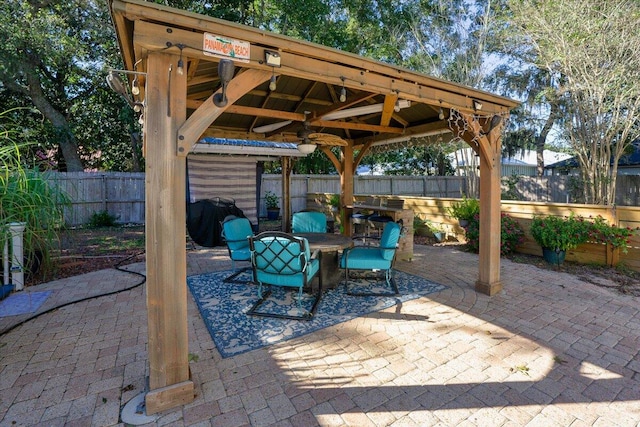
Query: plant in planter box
588,215,638,254
530,214,591,264
446,197,480,226
328,194,340,212
464,213,525,255
264,191,280,220
530,214,591,252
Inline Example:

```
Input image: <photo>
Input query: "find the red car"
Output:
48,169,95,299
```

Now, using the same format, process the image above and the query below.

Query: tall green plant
1,112,68,279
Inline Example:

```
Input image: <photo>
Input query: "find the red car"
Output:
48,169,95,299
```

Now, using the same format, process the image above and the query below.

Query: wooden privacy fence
44,172,145,226
261,174,466,215
44,172,639,228
308,192,640,273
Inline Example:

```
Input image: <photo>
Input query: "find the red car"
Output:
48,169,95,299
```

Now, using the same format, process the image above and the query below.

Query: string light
131,76,140,95
269,70,277,91
339,76,346,102
176,44,185,76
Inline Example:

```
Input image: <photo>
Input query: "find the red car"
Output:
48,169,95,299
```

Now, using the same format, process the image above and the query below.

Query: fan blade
308,133,348,146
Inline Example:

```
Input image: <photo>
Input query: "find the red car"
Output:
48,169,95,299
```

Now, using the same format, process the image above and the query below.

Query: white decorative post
9,222,26,291
3,235,8,286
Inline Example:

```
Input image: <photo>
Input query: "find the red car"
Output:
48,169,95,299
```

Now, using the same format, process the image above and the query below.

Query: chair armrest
310,249,321,260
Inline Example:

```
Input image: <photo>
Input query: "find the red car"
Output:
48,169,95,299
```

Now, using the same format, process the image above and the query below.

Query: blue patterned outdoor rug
0,291,52,317
187,270,447,358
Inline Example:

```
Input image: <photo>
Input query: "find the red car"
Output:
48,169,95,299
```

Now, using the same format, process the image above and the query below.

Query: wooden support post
475,128,503,296
282,157,292,232
341,144,354,236
144,52,194,414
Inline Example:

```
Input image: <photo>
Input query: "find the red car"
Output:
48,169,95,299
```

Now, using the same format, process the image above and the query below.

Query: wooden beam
320,146,341,174
353,140,374,170
311,119,404,134
177,69,271,154
131,20,516,115
117,5,518,111
143,51,194,414
379,94,398,127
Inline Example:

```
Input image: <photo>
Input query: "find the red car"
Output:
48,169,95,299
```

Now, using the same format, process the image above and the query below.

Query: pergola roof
109,0,518,154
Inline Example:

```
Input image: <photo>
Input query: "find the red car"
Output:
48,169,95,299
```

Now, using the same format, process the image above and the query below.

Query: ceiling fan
295,119,347,154
252,99,412,134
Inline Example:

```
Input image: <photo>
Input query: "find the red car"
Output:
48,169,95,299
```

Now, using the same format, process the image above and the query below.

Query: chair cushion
223,218,253,250
368,214,392,223
340,247,392,270
230,247,251,261
255,258,319,287
292,212,327,233
252,236,318,288
379,222,401,261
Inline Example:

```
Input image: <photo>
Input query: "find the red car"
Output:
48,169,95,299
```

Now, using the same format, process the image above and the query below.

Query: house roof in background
450,148,571,167
546,141,640,169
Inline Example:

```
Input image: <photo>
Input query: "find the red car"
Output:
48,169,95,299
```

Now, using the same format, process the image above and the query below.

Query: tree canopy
1,0,638,206
506,0,640,204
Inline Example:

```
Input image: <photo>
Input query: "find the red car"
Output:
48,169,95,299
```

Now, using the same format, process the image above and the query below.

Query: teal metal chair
292,211,327,234
340,221,402,296
221,216,253,282
248,232,322,320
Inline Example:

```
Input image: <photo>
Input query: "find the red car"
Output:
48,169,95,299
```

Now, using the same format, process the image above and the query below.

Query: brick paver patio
1,244,639,426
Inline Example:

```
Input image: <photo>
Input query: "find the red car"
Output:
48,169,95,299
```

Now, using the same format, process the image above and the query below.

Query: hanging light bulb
138,114,144,125
394,99,401,112
177,57,184,76
131,76,140,96
269,71,277,91
176,43,185,76
339,76,346,102
438,107,445,120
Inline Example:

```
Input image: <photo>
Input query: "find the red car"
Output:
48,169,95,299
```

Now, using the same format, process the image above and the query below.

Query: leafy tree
506,0,640,204
0,0,139,171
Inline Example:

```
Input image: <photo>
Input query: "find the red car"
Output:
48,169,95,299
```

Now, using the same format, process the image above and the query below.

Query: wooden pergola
109,0,519,414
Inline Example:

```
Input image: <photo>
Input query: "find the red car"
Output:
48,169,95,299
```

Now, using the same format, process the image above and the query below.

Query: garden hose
0,252,146,337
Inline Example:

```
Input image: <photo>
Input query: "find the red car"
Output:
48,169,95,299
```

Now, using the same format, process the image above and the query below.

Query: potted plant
413,216,447,242
264,191,280,220
446,197,480,227
328,194,340,212
530,214,590,265
429,222,447,243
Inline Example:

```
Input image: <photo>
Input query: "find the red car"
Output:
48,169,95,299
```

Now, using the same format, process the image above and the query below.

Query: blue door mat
0,290,52,317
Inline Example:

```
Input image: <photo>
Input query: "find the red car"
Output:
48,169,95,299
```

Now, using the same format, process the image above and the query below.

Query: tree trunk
130,132,142,172
26,72,84,172
535,103,558,177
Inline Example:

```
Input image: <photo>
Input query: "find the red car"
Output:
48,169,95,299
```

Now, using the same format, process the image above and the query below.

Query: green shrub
464,213,525,255
1,115,69,277
446,197,480,222
530,214,591,251
88,210,118,228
